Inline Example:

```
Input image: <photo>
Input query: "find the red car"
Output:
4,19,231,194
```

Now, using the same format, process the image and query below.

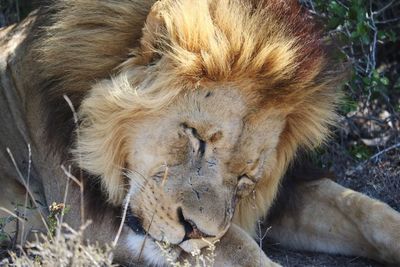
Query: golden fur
37,0,341,234
1,1,399,266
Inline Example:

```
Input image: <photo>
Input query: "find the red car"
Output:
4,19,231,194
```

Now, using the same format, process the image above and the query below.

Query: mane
35,0,345,230
126,0,344,150
37,0,342,151
36,0,157,153
131,0,325,86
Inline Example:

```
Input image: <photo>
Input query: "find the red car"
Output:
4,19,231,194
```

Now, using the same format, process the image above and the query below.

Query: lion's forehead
127,86,285,179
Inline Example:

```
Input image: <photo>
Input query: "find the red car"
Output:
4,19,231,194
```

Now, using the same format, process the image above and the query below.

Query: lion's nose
177,207,213,240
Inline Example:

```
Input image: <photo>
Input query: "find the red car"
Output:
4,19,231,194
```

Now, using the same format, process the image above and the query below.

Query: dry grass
156,240,217,267
1,222,115,267
0,211,217,267
0,156,215,267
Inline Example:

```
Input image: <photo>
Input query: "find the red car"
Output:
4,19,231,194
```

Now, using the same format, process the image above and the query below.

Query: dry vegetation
1,223,115,267
1,0,399,266
303,0,400,212
0,176,216,267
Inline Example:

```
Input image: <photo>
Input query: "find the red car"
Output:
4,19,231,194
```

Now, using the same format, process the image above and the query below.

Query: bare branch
6,148,50,235
369,142,400,161
372,0,394,16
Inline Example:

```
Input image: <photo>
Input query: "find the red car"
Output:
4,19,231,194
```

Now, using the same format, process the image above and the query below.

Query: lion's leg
213,224,281,267
114,223,282,266
267,178,400,264
180,224,281,267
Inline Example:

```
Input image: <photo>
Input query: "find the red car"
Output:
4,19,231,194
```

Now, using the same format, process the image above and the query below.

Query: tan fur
1,1,399,266
268,179,400,264
52,0,341,233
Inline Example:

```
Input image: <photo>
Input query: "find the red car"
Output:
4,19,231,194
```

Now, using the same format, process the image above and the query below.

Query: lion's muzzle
177,207,215,240
176,206,230,253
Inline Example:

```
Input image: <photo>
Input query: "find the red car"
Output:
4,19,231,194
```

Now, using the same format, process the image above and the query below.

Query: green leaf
379,76,389,86
340,97,358,113
327,17,343,29
362,76,371,85
394,77,400,91
389,30,398,42
328,1,346,17
349,1,366,22
372,70,380,79
350,144,371,161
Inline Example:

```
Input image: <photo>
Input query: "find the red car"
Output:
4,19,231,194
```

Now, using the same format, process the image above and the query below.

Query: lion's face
123,86,285,250
77,77,286,251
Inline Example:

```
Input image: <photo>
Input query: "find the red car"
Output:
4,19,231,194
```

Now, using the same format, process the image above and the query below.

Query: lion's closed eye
151,170,167,184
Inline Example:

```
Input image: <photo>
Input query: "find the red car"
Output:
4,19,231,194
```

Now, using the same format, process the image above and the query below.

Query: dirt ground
267,245,385,267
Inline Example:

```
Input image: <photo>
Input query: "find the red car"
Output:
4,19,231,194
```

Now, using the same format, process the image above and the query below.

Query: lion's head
37,0,343,252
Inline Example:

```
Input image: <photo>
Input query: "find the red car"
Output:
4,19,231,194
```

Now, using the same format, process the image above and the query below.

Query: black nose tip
177,207,212,241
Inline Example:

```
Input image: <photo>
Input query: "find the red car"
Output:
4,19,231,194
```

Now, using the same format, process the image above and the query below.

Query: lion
0,0,399,266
